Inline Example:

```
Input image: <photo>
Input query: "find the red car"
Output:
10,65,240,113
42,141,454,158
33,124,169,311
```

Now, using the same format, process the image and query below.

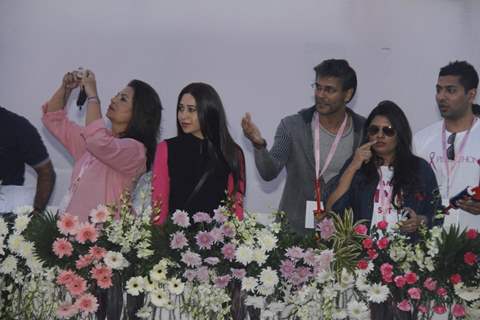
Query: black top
167,134,229,215
0,107,49,185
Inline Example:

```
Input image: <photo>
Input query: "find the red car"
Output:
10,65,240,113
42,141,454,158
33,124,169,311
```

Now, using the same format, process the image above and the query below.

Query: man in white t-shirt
414,61,480,231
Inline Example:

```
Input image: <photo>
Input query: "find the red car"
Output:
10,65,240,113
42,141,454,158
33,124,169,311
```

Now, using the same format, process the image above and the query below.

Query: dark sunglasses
367,125,396,137
447,133,456,161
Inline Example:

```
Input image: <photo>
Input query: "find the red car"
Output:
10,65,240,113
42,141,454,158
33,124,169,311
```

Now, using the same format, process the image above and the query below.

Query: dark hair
473,103,480,116
314,59,357,103
123,79,162,171
176,82,245,194
360,100,420,206
439,60,479,92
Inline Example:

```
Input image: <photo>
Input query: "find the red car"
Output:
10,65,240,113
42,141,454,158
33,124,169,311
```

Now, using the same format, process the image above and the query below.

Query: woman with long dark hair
326,100,439,233
152,82,245,224
43,70,162,221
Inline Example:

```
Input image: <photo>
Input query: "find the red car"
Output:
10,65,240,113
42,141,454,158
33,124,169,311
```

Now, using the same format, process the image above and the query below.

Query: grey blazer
254,105,365,234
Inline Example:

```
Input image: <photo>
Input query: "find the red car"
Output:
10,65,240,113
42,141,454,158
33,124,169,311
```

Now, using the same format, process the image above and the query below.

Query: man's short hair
314,59,357,102
439,60,479,92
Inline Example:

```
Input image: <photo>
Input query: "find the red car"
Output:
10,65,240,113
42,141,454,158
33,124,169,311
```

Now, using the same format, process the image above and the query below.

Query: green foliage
23,210,61,268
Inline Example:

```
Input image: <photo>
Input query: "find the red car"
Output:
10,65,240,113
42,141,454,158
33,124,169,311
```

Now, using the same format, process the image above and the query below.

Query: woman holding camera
42,70,162,222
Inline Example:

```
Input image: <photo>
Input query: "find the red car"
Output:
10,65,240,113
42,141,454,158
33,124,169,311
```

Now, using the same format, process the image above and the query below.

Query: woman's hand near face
349,140,376,171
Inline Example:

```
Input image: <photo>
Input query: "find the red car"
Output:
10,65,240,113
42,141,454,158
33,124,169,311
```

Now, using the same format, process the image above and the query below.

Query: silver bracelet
87,96,100,104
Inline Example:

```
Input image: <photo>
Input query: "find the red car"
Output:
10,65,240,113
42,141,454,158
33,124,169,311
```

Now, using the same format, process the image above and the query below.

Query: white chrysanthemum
339,268,355,290
126,276,145,296
333,309,348,319
13,215,30,234
253,248,267,266
13,205,33,216
135,306,152,319
316,270,334,284
105,251,130,270
454,283,480,302
0,218,8,237
241,276,258,292
150,288,169,308
17,240,34,259
367,283,390,303
235,245,254,265
244,295,264,309
0,255,18,274
259,267,279,288
355,275,370,292
8,234,25,253
257,232,277,252
167,278,184,295
347,300,369,320
26,256,43,274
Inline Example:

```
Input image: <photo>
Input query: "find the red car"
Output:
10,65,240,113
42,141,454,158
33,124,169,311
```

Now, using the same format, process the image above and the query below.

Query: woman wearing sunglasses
326,100,440,234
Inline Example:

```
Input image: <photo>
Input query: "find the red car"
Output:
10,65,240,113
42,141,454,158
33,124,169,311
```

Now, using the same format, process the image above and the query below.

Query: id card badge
305,200,324,229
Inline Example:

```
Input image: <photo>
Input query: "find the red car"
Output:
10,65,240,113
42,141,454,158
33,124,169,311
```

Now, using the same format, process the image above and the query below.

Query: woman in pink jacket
43,70,162,221
152,82,245,224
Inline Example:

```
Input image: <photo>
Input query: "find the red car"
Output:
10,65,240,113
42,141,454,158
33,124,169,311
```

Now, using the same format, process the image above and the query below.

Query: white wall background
1,0,479,213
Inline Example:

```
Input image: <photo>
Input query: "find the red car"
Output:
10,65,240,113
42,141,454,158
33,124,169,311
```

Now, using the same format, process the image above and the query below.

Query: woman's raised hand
350,140,376,170
62,71,81,91
81,69,99,98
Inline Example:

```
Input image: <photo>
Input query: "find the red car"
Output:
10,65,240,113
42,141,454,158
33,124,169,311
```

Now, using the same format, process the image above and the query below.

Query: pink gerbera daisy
65,275,87,297
75,293,98,314
56,303,78,319
52,238,73,258
75,222,98,244
56,269,77,286
89,205,110,224
57,213,79,236
89,245,107,261
76,254,94,269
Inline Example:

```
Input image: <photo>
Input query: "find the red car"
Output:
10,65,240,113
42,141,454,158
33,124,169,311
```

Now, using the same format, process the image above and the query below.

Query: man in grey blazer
242,59,365,234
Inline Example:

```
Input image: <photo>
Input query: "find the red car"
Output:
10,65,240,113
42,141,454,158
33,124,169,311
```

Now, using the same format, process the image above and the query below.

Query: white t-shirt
371,166,400,232
413,118,480,231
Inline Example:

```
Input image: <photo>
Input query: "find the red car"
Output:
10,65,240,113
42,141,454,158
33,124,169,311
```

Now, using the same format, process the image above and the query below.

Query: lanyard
312,111,348,213
441,117,477,198
378,167,393,220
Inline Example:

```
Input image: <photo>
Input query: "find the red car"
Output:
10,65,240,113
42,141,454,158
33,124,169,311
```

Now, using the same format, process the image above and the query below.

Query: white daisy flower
126,276,145,296
367,283,390,303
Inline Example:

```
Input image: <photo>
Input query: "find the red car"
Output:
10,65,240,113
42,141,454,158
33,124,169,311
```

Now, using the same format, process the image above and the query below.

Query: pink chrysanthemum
89,246,107,261
280,259,296,279
221,224,236,238
57,213,79,236
172,210,190,228
192,212,212,224
65,275,87,297
316,218,335,240
303,249,317,266
286,246,305,260
231,268,246,279
52,238,73,258
56,303,78,319
213,208,228,223
75,222,98,244
89,205,110,224
181,250,202,267
170,231,188,250
215,275,232,288
195,266,209,283
56,269,76,286
209,227,224,243
204,257,220,266
195,231,215,250
221,243,236,261
76,254,94,269
183,269,196,282
74,293,98,314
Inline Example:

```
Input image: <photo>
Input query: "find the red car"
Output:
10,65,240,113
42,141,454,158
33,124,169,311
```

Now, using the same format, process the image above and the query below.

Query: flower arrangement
0,206,60,319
